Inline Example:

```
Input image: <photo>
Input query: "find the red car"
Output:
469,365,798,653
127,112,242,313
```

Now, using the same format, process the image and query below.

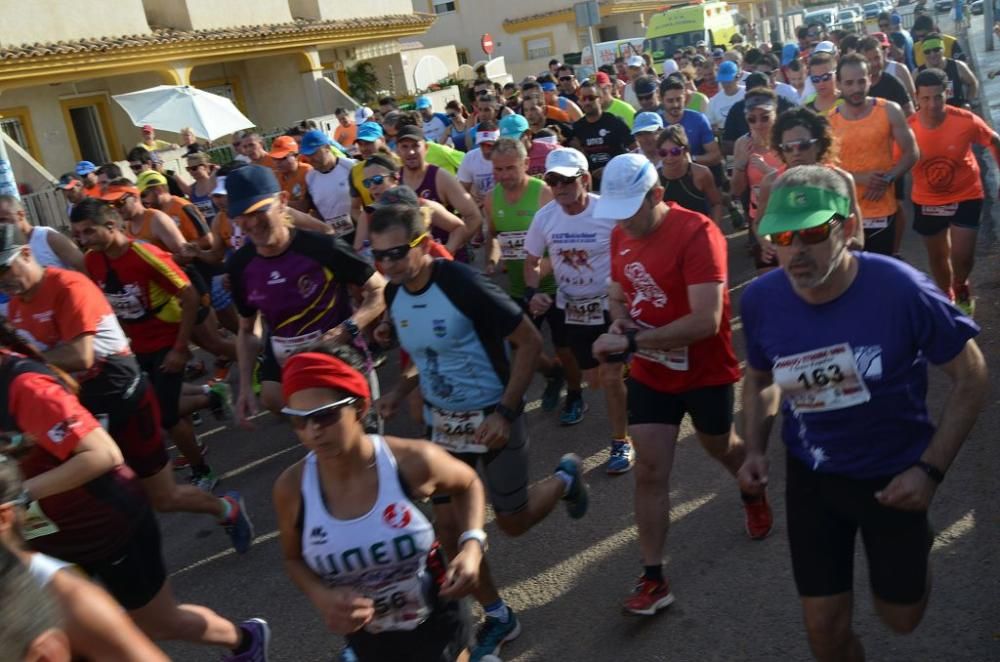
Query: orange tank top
829,98,898,219
747,146,784,222
127,209,167,250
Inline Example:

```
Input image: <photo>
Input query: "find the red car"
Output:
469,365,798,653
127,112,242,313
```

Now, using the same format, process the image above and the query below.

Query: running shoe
470,610,521,662
743,492,773,540
222,617,270,661
222,490,255,554
189,466,218,493
336,645,359,662
606,439,635,475
191,411,203,427
172,439,208,471
559,397,586,426
184,359,206,381
208,382,234,421
956,297,976,318
729,204,747,230
623,577,675,615
541,367,565,412
557,453,588,519
212,358,232,382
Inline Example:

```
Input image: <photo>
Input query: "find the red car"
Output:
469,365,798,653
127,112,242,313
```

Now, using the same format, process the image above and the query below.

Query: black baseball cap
396,125,425,142
226,164,280,217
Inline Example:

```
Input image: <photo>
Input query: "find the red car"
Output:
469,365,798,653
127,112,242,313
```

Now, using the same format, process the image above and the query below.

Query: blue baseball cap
781,43,799,66
75,160,97,176
717,60,739,83
356,121,384,143
299,129,335,156
540,81,557,92
415,96,432,110
632,112,663,135
226,165,281,217
499,114,529,139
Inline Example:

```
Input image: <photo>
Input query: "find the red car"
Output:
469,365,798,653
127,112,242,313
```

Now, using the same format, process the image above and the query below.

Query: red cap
98,183,140,201
268,135,299,159
871,31,890,48
141,124,154,133
282,352,371,403
594,71,612,86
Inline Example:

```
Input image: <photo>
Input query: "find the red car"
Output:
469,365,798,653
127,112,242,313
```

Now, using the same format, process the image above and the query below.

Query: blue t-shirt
742,253,979,479
422,112,452,144
387,259,523,412
664,109,715,157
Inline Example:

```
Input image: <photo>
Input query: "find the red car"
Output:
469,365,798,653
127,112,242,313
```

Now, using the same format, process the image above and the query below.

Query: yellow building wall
0,0,151,47
141,0,293,31
291,0,417,21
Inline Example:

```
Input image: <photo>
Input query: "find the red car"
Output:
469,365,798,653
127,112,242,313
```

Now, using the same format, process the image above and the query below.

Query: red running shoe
623,577,674,615
743,492,773,540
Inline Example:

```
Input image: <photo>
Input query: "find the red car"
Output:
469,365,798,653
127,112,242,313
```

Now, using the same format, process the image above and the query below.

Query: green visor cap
758,185,851,236
921,38,944,53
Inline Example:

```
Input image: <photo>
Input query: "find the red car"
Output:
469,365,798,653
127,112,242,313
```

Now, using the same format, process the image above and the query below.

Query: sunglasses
186,165,204,172
658,146,685,157
923,47,942,55
559,75,575,82
371,232,429,262
543,172,583,187
779,138,819,153
578,94,598,101
362,174,396,188
769,217,841,247
282,396,359,430
129,163,144,172
747,114,774,124
108,195,133,209
809,72,834,84
637,93,655,102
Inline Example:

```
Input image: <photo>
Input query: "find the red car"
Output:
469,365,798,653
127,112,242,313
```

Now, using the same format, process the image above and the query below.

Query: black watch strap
913,460,945,484
625,329,639,355
342,319,360,338
495,403,520,423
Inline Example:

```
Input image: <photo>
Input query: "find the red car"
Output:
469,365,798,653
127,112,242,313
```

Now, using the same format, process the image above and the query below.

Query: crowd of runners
0,8,992,662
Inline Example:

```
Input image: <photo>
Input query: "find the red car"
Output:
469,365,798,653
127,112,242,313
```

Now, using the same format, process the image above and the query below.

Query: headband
477,130,501,144
282,352,371,403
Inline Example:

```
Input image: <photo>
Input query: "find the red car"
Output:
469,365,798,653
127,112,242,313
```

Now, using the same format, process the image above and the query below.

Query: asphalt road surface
157,192,1000,661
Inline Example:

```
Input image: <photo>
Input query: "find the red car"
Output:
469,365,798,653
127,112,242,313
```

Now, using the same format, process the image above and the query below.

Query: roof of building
0,14,431,60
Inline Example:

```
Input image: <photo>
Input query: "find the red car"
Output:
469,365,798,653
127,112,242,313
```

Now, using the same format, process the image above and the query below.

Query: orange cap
268,135,299,159
99,183,140,201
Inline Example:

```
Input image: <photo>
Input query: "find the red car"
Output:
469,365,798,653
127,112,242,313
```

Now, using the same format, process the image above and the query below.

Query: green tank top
492,177,556,298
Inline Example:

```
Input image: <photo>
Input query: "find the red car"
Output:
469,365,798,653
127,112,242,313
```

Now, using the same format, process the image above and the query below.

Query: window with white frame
432,0,456,14
525,35,554,60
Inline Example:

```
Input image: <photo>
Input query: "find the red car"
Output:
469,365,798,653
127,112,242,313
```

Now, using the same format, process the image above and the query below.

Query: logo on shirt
557,248,592,272
267,270,287,285
624,262,667,309
383,503,413,530
298,274,318,299
31,311,54,324
854,345,883,380
619,248,631,256
432,319,447,338
47,416,79,444
309,526,328,544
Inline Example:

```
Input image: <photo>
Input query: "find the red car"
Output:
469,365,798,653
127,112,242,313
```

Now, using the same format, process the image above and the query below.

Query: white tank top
29,226,69,269
28,552,71,586
300,435,437,633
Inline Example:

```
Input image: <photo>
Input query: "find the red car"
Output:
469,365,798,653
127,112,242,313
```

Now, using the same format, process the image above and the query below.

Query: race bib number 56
772,343,871,413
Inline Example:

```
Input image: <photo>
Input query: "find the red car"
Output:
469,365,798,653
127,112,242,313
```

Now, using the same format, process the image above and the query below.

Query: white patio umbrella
112,85,254,141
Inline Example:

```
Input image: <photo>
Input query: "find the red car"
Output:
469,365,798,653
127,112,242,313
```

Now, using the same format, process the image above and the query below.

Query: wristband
913,460,945,484
523,287,537,303
494,402,521,423
458,528,488,552
342,319,360,338
625,329,639,355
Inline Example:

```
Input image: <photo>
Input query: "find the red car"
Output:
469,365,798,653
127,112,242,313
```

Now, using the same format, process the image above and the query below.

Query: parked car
864,1,884,17
839,8,863,27
934,0,953,11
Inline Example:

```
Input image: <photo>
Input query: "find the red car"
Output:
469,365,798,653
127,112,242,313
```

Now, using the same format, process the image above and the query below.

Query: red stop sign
481,33,495,56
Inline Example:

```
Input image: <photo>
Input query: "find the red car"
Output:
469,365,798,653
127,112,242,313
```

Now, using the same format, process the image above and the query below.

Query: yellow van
644,1,739,65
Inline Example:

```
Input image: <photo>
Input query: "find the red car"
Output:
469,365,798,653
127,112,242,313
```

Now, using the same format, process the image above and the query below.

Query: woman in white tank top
273,346,487,662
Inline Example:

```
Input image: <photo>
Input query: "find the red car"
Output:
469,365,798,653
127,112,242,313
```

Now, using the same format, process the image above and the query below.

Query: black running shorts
564,311,610,371
626,377,734,436
79,509,167,610
785,453,934,604
913,199,983,236
88,376,168,478
347,595,471,662
135,348,184,430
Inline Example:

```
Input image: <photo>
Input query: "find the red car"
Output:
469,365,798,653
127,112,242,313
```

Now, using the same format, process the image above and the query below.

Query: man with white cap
457,121,500,208
631,112,664,166
622,54,649,109
416,95,453,145
707,60,746,130
524,148,635,473
590,153,773,616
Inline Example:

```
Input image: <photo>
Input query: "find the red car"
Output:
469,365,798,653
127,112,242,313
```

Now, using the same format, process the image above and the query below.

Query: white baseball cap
544,148,589,176
355,106,374,124
626,55,645,68
661,59,679,76
593,154,659,220
211,176,227,197
813,41,836,54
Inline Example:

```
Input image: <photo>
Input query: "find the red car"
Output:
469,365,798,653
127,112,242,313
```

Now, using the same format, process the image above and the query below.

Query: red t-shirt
907,107,994,206
611,202,740,393
6,358,147,564
84,241,190,354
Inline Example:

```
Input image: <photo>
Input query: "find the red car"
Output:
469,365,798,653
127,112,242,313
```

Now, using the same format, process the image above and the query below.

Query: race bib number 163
772,343,871,413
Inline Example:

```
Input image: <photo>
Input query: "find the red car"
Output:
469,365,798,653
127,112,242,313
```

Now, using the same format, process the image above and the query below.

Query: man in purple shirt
225,166,385,424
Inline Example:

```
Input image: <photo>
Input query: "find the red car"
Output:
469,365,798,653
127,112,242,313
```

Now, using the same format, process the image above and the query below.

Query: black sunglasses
779,138,819,153
129,163,144,172
362,174,396,189
559,75,575,82
543,172,583,187
371,232,428,263
282,397,359,430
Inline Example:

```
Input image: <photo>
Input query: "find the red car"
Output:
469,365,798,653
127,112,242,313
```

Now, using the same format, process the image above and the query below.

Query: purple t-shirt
227,230,374,363
742,252,979,479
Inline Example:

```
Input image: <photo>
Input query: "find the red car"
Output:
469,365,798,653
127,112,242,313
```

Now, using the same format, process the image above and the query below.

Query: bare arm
735,365,783,495
346,272,386,331
425,200,467,255
46,232,86,272
499,318,543,411
484,191,501,272
956,60,979,102
729,137,751,199
288,207,334,234
50,568,169,662
438,170,483,242
149,211,187,254
23,428,123,501
886,102,918,180
830,166,866,248
42,333,94,373
631,282,724,350
523,253,543,289
235,314,260,424
694,139,723,167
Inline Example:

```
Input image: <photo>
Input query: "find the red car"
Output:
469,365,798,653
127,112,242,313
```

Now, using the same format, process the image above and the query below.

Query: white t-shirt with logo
456,148,495,196
306,156,357,235
707,85,746,128
523,193,615,307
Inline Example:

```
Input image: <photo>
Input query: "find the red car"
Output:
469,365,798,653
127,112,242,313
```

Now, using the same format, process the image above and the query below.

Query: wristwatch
495,402,521,423
625,329,639,355
458,528,488,552
913,460,945,484
342,319,360,338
